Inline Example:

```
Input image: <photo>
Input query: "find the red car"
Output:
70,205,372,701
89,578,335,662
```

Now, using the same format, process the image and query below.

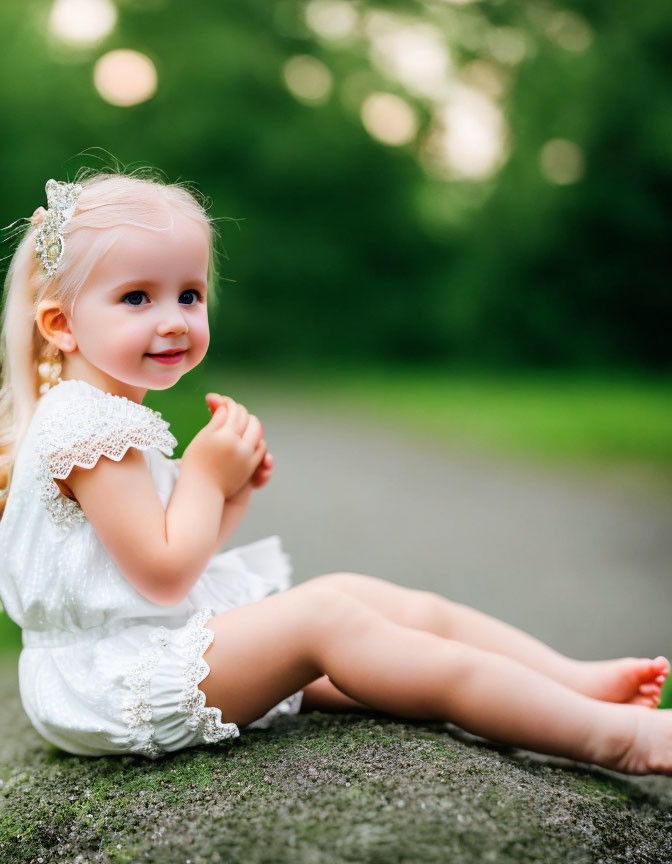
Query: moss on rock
1,658,671,863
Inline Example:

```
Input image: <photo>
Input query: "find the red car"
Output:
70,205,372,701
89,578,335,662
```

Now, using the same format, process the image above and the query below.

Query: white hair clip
34,178,83,276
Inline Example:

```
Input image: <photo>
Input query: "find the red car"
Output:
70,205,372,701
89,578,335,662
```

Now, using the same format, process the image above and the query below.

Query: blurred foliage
0,617,19,653
145,361,672,472
0,0,670,369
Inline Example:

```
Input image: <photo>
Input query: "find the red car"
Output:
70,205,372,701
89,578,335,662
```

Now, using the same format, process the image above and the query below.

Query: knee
307,572,370,594
404,589,457,633
298,581,377,634
304,572,394,627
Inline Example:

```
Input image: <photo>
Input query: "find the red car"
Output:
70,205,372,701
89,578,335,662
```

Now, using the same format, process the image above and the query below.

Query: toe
638,657,669,684
631,695,658,708
653,656,670,674
640,683,661,696
637,658,658,675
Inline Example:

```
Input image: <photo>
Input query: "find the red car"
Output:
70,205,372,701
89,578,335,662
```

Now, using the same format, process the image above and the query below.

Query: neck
61,354,148,404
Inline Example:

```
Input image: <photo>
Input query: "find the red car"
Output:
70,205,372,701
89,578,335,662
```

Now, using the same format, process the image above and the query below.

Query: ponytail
0,232,42,519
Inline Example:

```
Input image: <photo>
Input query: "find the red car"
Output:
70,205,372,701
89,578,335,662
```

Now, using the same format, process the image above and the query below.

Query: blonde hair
0,164,221,519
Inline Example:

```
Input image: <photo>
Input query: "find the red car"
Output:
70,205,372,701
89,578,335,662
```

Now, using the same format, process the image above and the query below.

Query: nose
156,304,189,336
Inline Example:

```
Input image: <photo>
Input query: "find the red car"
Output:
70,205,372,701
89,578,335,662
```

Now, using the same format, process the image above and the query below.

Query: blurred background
0,1,671,693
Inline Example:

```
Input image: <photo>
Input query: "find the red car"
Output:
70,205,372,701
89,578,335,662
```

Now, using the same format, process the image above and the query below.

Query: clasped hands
204,392,273,506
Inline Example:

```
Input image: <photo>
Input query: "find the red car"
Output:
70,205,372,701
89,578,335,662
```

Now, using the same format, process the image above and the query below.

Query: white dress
0,378,303,759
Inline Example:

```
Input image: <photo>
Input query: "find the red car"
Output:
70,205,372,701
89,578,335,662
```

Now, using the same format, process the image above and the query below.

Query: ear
35,300,78,354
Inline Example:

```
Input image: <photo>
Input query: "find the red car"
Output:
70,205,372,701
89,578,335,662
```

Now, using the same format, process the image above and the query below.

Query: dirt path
233,402,672,661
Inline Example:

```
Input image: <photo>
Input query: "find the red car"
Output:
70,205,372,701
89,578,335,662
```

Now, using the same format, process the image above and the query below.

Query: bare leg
198,581,672,776
304,573,669,708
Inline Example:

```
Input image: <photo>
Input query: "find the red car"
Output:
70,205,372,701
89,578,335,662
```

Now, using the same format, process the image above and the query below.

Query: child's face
65,211,211,394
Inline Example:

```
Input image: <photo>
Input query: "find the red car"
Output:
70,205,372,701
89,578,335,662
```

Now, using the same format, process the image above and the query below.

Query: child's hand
182,394,266,499
205,393,273,494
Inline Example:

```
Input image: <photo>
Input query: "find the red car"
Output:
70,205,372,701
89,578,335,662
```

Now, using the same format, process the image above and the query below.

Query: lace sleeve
35,392,178,527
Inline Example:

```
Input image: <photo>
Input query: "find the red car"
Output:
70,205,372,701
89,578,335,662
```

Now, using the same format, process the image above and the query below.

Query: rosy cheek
195,315,210,345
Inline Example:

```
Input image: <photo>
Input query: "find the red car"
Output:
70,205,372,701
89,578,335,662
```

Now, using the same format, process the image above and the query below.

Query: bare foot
572,656,669,707
606,706,672,775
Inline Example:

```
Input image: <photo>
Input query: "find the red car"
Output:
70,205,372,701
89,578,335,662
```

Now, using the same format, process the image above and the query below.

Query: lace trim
122,608,240,758
122,625,169,758
35,389,177,527
175,607,241,744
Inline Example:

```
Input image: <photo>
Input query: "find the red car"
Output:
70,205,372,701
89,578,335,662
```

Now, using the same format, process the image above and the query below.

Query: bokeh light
484,27,528,66
360,92,418,146
93,50,158,107
547,11,593,52
305,0,358,41
364,12,452,100
540,138,585,184
49,0,117,46
283,55,333,104
462,60,508,100
423,86,507,180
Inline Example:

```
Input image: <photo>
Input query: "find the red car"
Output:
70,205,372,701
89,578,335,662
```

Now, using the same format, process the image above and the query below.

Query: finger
252,438,268,467
222,400,242,432
206,393,232,429
250,466,269,486
208,392,229,416
251,457,272,480
251,450,271,474
242,415,262,446
209,403,229,428
254,469,273,488
206,397,226,419
249,467,265,486
237,404,250,436
229,402,249,436
254,454,272,477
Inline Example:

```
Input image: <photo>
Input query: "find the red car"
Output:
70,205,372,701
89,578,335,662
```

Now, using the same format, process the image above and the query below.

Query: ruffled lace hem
121,607,239,759
174,608,240,745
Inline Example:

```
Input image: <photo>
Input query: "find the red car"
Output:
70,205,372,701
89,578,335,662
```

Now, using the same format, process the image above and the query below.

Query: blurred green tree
0,0,669,369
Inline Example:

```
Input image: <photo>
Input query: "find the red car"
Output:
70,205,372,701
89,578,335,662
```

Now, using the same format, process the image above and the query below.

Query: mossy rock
1,657,671,863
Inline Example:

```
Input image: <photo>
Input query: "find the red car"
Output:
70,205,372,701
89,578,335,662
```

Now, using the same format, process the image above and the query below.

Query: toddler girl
0,169,670,774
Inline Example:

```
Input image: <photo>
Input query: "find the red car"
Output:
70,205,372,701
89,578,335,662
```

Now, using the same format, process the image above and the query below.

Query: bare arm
65,401,265,605
165,455,228,590
65,449,228,606
172,456,249,551
214,488,251,550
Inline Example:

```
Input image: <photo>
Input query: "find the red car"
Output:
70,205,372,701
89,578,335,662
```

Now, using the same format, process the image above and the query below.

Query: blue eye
179,289,202,305
121,289,203,306
122,291,146,306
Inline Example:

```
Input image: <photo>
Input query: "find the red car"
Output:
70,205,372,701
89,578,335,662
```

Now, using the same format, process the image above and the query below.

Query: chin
151,378,183,390
151,365,192,387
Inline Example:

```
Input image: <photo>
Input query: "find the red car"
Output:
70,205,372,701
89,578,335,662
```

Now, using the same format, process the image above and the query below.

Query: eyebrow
112,279,207,293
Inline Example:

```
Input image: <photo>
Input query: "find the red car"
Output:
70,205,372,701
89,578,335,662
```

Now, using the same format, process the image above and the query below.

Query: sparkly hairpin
34,178,83,277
